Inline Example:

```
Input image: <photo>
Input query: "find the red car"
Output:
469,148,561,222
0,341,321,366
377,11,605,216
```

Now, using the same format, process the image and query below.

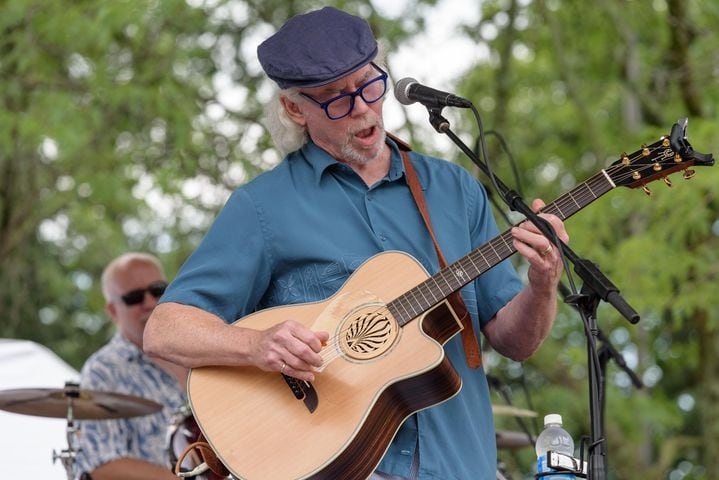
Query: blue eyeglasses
299,63,388,120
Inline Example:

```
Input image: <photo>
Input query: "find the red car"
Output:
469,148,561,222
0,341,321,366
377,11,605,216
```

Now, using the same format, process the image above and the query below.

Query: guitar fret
465,254,482,276
470,250,491,275
455,264,469,287
475,245,494,267
418,280,440,308
409,294,424,316
386,301,403,323
427,281,443,302
464,251,483,276
429,276,449,300
569,188,584,211
393,296,413,325
588,175,609,197
501,232,514,250
438,270,452,289
487,239,501,260
415,282,431,307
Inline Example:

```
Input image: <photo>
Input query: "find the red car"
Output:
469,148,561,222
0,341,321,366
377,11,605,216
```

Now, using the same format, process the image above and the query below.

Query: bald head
101,252,164,302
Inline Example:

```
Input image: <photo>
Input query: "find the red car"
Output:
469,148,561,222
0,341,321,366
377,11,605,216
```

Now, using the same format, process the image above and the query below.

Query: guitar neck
387,170,616,325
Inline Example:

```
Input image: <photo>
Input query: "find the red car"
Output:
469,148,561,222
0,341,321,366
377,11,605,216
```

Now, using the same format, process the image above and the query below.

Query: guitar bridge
281,374,318,413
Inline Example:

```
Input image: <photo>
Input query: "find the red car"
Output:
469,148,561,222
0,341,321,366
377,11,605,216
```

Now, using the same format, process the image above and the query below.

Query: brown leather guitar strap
389,133,482,369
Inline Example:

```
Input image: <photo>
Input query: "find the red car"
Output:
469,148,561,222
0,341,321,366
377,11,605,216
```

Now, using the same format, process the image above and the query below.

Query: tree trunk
666,0,704,117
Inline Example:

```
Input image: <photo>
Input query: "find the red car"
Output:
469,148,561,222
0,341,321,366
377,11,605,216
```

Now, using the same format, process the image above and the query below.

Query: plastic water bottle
535,414,576,479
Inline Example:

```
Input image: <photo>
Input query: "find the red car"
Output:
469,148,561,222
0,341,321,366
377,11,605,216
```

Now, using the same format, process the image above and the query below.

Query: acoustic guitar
187,119,712,480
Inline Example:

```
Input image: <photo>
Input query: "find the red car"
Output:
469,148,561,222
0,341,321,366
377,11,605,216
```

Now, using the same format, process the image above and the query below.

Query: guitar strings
316,141,672,367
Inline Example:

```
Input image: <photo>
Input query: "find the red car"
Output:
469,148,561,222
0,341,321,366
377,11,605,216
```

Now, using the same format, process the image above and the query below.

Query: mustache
346,117,383,137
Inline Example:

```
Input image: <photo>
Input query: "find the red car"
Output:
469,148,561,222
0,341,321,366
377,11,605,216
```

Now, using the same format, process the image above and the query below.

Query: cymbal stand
52,381,82,480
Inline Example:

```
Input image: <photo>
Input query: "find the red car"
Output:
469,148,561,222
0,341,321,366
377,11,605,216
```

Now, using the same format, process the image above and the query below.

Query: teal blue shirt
161,138,523,479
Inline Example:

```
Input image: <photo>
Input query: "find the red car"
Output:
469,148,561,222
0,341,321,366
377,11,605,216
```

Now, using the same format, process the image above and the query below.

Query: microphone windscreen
393,77,418,105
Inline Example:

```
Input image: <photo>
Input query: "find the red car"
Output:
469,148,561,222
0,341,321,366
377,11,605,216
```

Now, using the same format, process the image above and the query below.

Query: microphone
394,77,472,108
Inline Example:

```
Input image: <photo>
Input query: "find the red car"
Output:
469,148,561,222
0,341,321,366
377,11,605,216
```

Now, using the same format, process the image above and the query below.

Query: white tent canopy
0,339,80,479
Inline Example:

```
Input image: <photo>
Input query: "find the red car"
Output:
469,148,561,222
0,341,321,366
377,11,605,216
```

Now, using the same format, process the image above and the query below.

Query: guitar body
188,251,464,480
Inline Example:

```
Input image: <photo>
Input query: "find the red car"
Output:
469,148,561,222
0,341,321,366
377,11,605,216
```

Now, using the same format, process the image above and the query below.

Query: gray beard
340,129,387,166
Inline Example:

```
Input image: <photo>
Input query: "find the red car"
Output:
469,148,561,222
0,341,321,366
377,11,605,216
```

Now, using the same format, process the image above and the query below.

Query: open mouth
355,125,375,139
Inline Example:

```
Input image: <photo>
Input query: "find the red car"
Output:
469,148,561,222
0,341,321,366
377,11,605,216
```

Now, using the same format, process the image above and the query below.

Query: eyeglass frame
119,280,168,306
298,63,388,120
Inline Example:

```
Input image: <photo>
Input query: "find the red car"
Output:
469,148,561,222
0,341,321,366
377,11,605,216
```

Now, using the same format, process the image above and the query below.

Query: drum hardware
492,404,538,418
0,381,163,480
167,405,233,479
496,464,511,480
495,429,535,450
0,382,163,419
51,382,82,480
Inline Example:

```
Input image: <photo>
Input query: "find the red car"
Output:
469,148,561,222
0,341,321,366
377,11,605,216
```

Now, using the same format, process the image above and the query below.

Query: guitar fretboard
386,171,616,326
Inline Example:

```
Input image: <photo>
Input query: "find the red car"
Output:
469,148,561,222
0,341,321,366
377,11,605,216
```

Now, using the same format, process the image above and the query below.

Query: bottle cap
544,413,563,426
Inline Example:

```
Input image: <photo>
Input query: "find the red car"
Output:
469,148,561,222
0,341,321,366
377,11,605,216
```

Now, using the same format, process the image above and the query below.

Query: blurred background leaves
1,0,717,478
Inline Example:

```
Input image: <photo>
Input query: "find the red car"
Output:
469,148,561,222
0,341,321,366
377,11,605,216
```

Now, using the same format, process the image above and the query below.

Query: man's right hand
249,320,329,382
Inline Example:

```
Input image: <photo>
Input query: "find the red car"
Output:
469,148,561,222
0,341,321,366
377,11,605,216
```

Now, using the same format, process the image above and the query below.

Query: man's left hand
510,198,569,292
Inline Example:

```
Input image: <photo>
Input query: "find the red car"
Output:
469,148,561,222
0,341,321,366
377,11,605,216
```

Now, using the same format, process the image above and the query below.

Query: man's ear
106,302,119,325
280,95,307,126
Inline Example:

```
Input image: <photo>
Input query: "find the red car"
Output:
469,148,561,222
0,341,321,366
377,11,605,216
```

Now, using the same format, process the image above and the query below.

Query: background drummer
75,252,186,479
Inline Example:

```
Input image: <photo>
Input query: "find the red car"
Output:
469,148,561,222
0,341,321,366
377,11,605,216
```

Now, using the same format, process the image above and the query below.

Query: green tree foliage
0,0,437,367
2,0,718,478
1,0,233,366
432,1,718,478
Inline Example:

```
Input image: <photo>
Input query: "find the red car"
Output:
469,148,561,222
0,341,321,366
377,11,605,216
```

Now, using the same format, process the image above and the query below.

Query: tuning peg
642,144,651,156
683,169,696,180
653,162,662,171
642,185,652,196
663,177,673,187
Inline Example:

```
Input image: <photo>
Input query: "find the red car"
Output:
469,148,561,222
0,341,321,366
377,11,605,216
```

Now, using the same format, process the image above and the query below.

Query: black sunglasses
120,281,168,306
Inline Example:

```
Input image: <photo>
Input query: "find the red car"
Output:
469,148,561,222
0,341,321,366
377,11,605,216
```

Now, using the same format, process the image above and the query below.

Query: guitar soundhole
339,305,399,361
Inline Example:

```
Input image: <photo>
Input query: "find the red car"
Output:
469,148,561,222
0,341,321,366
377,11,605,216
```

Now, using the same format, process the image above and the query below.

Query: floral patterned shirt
75,333,186,476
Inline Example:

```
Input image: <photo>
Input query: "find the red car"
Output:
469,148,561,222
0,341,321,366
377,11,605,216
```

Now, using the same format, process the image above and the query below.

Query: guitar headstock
607,118,714,193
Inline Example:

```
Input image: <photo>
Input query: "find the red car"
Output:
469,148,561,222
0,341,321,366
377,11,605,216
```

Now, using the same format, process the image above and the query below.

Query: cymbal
496,429,535,449
0,387,162,420
492,404,538,418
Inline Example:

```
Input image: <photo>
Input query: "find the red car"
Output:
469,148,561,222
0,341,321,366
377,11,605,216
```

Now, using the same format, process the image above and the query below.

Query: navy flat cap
257,7,378,89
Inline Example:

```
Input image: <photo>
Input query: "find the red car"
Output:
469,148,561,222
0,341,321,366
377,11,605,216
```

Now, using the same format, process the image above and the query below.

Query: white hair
263,87,308,156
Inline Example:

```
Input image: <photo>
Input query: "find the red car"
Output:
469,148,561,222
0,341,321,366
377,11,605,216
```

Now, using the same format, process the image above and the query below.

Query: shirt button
367,195,373,202
379,233,387,241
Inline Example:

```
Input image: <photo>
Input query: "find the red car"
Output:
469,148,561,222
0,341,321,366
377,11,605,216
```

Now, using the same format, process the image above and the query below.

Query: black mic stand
556,283,645,478
596,324,644,455
424,106,641,480
596,329,644,394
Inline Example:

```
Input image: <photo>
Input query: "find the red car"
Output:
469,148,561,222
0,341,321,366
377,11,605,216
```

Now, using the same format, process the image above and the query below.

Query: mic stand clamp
423,105,642,480
427,107,450,133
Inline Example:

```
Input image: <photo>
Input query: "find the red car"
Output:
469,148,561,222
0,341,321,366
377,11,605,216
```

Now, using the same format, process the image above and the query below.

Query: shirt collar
109,331,144,361
300,136,409,186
